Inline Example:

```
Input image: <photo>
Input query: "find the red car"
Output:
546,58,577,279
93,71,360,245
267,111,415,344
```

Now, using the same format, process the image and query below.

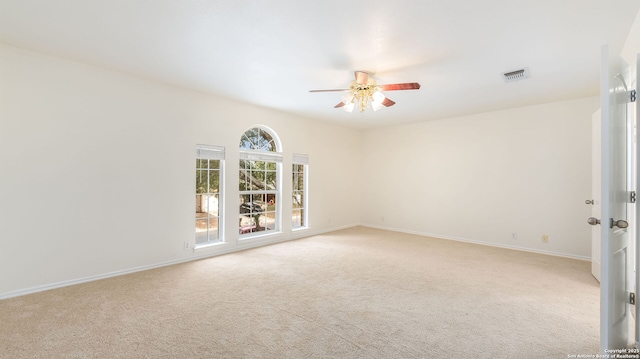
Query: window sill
239,230,282,241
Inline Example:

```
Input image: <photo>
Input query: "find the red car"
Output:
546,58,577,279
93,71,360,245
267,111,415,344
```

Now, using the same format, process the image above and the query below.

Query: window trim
195,144,225,248
238,127,283,239
292,153,309,231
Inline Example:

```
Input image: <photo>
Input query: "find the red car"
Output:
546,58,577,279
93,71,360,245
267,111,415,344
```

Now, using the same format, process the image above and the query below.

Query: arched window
239,126,282,236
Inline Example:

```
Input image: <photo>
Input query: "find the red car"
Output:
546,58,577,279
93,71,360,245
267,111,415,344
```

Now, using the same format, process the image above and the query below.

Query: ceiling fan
309,71,421,113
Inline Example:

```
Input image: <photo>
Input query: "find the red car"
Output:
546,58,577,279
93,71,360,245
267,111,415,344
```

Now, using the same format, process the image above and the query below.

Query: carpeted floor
0,226,599,358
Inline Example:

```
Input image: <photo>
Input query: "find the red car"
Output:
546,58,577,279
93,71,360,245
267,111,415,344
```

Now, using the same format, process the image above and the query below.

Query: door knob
611,219,629,229
585,199,594,205
587,217,601,226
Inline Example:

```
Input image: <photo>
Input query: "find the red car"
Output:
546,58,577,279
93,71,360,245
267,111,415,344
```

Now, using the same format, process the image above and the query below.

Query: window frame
292,153,309,230
195,145,225,248
238,127,282,239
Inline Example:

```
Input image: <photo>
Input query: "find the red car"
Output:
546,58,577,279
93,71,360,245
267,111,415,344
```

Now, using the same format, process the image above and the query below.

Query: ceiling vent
502,68,530,83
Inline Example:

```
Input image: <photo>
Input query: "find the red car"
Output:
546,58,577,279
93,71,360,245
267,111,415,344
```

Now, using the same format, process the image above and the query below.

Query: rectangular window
239,157,278,236
292,154,308,229
195,145,224,246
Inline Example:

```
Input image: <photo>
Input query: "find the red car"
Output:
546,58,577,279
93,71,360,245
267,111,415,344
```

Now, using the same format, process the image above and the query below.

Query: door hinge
631,292,636,305
631,191,637,203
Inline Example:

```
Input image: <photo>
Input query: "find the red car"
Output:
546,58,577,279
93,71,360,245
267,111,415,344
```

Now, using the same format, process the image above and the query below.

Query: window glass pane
264,211,276,230
207,218,219,240
196,170,208,194
267,162,276,171
292,192,303,208
241,196,261,218
251,194,264,211
249,129,261,148
240,213,261,233
266,171,276,189
196,159,208,169
291,161,307,229
260,130,273,145
205,194,219,216
195,219,209,244
240,134,253,149
209,171,219,193
240,194,252,213
252,170,265,190
248,176,259,191
209,159,220,170
196,195,207,215
292,210,302,228
266,193,276,209
239,128,280,152
239,169,249,191
293,174,300,191
239,215,254,234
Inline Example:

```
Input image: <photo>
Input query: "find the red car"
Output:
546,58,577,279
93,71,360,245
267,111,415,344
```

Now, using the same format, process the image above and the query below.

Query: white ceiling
1,0,639,129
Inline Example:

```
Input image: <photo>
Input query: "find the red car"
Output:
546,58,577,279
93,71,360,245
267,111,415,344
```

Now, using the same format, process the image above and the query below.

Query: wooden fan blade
379,82,421,91
355,71,369,85
334,102,345,108
309,89,349,92
382,98,396,107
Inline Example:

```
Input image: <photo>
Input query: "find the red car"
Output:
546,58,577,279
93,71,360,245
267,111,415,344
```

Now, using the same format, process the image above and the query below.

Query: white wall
360,97,599,259
0,44,361,298
0,40,611,299
621,8,640,70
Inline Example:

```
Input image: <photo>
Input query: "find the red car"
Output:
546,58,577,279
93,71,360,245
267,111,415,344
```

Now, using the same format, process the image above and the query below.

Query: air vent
502,68,530,83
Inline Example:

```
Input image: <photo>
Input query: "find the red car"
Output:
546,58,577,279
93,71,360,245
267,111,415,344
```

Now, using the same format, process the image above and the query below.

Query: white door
599,45,632,352
592,109,602,282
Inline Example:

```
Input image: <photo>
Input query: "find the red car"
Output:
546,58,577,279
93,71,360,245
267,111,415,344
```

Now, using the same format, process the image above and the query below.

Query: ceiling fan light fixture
348,79,382,113
372,90,385,103
309,71,420,114
371,90,386,111
371,100,383,111
343,102,354,113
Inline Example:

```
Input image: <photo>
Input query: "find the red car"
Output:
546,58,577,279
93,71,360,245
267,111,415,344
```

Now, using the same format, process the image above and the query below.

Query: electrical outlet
542,235,549,243
511,232,517,240
381,216,385,222
184,242,190,250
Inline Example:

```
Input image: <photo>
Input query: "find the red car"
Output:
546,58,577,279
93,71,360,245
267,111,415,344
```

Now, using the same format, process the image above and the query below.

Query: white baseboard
362,224,591,261
0,222,588,300
0,223,359,301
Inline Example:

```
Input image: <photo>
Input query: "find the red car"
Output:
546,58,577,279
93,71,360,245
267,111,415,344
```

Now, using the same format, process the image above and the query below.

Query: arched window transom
239,128,278,152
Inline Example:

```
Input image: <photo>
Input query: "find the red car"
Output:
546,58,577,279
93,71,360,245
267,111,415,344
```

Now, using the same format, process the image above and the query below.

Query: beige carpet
0,226,599,358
